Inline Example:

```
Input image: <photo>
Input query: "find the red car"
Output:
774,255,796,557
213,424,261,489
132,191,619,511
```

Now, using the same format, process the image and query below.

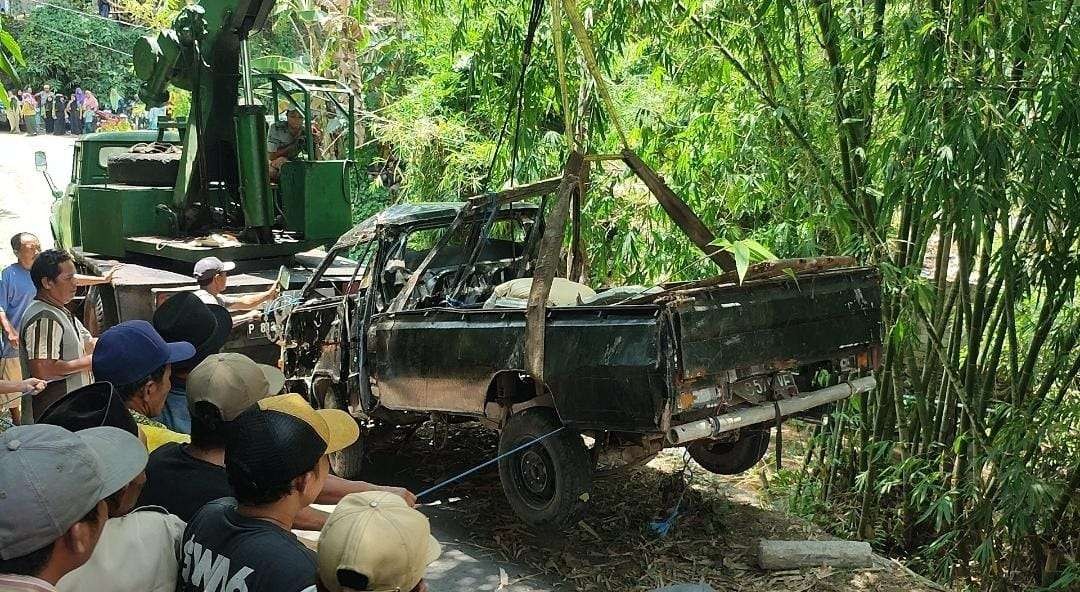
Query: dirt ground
363,422,948,592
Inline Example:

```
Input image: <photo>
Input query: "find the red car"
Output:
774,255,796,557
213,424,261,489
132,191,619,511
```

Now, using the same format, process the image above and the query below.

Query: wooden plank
621,150,736,272
524,152,584,387
465,177,563,212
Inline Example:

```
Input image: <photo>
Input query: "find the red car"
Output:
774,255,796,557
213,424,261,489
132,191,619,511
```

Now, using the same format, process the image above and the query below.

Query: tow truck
35,0,358,360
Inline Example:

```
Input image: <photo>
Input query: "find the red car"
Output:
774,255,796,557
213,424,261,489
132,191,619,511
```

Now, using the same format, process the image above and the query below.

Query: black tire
107,151,180,186
329,433,365,479
320,379,366,479
498,408,593,529
687,428,771,475
83,285,119,337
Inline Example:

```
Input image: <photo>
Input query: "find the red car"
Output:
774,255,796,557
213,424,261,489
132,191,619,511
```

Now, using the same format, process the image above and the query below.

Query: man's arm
223,285,280,313
294,506,330,531
0,310,17,349
74,264,122,287
24,317,93,379
316,474,418,507
28,356,92,380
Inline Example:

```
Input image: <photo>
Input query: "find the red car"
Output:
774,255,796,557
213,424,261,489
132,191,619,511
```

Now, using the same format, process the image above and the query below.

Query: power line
33,23,134,57
33,0,151,30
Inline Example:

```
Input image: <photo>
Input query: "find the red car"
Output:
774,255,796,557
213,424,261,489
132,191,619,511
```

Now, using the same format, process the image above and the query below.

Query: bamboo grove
102,0,1080,585
350,0,1080,585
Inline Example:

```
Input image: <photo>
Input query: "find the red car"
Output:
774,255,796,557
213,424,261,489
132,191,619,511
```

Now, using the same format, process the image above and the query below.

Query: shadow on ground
355,423,938,592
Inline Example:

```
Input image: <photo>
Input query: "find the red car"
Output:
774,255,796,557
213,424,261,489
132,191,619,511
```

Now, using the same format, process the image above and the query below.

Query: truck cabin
309,202,540,312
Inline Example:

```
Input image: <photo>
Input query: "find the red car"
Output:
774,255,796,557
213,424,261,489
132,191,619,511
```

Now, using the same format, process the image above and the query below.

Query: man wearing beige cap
317,491,442,592
138,353,415,529
177,393,359,592
0,423,147,591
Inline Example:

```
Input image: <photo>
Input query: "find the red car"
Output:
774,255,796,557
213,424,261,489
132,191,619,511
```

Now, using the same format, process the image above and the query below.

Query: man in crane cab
268,108,320,182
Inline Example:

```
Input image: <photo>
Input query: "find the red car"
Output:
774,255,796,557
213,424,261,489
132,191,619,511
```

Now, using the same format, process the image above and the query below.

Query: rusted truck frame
279,155,882,529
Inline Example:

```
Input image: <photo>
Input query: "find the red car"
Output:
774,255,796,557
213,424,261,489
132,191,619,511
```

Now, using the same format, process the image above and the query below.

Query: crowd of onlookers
2,85,170,136
0,234,438,592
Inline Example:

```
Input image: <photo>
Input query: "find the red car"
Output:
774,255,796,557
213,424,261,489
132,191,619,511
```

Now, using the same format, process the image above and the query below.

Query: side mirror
34,151,48,172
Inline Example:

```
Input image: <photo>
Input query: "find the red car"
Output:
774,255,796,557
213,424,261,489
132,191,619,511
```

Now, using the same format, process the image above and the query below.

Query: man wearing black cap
37,382,185,592
177,394,359,592
151,292,231,433
91,320,195,451
138,354,415,529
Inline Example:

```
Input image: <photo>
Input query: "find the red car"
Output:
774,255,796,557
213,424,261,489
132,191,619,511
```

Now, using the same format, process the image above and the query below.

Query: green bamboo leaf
0,30,24,67
732,240,750,282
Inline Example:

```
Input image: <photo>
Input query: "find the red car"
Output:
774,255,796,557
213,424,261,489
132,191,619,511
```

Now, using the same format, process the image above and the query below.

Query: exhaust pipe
667,376,877,445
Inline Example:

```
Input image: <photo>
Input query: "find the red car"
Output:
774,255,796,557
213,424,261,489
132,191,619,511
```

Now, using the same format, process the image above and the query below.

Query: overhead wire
27,0,147,58
481,0,546,191
30,23,134,57
32,0,151,29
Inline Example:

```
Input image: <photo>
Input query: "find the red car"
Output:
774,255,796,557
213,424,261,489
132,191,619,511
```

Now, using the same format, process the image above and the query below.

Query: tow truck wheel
498,408,593,530
83,285,119,337
687,428,770,475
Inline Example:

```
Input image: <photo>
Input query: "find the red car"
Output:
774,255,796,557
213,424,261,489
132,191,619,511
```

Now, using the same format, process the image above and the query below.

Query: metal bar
666,376,877,445
240,39,254,105
304,93,314,160
464,177,563,211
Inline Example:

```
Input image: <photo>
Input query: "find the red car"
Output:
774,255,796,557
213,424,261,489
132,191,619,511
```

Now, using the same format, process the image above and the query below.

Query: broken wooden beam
757,540,874,570
621,150,736,272
524,152,584,388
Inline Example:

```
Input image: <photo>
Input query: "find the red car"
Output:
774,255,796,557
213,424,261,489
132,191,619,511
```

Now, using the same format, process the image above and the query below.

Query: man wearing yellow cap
176,394,358,592
317,491,442,592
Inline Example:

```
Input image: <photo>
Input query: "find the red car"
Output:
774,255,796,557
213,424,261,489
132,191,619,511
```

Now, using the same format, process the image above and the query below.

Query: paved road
0,132,73,265
0,130,561,592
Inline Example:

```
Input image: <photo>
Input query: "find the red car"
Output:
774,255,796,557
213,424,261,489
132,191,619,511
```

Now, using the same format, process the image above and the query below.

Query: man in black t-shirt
176,393,360,592
138,354,416,526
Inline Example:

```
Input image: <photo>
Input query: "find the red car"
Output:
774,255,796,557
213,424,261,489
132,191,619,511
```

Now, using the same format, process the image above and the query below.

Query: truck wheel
320,380,366,479
687,428,770,475
498,408,593,529
329,433,365,479
107,151,181,186
84,285,119,337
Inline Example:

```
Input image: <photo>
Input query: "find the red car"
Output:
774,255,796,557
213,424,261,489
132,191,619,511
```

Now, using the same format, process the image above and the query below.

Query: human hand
19,378,46,394
377,485,418,507
6,330,18,348
103,264,124,283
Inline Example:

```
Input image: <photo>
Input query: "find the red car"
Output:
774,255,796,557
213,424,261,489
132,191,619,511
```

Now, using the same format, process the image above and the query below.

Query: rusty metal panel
370,310,526,415
369,305,670,432
542,306,669,432
674,267,882,382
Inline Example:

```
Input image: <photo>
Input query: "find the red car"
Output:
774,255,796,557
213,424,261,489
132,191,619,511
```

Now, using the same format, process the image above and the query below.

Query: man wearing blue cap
91,320,195,451
0,423,147,591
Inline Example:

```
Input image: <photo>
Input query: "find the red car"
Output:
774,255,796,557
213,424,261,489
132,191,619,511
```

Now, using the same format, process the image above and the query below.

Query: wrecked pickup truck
276,154,882,528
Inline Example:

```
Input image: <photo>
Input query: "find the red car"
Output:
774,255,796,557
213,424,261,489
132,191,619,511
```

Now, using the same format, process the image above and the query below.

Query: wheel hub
520,449,550,494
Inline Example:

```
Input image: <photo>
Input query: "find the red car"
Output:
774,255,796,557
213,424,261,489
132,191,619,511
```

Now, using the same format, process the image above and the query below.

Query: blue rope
417,426,566,499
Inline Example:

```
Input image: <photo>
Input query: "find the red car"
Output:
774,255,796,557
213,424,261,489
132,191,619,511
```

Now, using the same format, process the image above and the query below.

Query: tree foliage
9,1,142,95
336,0,1080,587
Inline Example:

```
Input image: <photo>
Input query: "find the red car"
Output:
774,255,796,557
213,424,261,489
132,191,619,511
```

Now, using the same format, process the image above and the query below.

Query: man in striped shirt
18,250,95,420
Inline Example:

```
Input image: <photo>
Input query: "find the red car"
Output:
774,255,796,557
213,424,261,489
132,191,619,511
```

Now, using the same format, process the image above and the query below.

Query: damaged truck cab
279,179,882,529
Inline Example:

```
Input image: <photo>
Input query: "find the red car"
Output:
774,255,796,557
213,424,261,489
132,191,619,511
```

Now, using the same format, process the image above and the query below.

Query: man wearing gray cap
192,257,280,327
0,423,147,591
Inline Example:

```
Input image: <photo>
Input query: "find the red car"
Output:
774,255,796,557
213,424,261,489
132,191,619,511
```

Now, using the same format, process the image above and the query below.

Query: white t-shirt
57,508,186,592
193,289,237,309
